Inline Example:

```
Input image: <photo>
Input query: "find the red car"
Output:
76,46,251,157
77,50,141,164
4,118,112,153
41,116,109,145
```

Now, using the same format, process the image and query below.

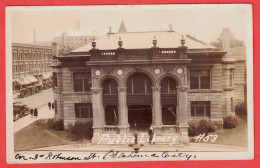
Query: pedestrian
148,126,155,144
30,107,34,118
52,102,55,110
34,108,38,118
48,102,51,110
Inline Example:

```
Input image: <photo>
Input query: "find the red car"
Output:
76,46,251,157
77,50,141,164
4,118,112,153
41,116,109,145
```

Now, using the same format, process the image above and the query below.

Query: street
13,89,55,133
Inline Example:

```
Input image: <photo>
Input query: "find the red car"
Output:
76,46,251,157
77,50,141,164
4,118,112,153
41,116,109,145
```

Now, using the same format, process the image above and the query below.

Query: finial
169,24,173,31
92,37,96,49
181,35,185,46
153,35,157,48
118,36,123,48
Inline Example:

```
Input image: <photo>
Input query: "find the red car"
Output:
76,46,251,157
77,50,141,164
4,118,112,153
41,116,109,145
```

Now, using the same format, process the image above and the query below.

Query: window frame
191,101,210,117
189,69,211,89
73,72,92,92
53,72,58,87
230,68,234,87
75,103,93,119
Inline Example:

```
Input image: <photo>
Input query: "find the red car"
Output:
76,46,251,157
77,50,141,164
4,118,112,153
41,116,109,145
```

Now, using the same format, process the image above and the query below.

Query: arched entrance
160,77,178,125
102,78,118,125
126,73,153,131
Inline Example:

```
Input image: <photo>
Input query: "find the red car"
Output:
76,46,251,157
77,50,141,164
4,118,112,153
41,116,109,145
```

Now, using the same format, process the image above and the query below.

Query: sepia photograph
5,4,254,163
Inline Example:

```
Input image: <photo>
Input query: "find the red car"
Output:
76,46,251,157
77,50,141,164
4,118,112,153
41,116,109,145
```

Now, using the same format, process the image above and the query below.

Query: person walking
52,102,55,110
30,107,34,118
48,102,51,110
148,126,155,144
34,108,38,118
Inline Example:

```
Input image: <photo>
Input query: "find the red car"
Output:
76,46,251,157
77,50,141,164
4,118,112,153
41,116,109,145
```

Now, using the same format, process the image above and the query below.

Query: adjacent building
12,43,53,95
52,24,245,145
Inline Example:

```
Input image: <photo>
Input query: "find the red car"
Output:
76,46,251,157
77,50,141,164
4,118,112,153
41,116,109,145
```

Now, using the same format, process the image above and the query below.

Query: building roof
72,31,214,52
118,20,127,33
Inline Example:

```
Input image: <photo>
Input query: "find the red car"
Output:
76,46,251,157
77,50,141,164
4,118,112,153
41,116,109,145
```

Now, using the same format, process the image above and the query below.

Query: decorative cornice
91,88,103,94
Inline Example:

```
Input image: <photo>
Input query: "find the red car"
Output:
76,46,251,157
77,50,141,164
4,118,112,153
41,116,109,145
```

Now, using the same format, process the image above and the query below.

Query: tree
210,29,244,49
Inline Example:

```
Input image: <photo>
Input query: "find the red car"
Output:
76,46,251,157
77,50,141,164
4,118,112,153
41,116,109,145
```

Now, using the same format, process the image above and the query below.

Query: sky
9,4,252,44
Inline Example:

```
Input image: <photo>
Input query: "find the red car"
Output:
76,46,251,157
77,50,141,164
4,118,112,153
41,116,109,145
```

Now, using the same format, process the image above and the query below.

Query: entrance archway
160,77,178,125
102,78,118,126
126,73,153,131
128,105,152,132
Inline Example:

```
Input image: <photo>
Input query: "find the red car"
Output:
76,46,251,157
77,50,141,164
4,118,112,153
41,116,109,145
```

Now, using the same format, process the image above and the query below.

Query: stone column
118,87,129,134
152,87,162,134
91,87,104,144
177,86,189,145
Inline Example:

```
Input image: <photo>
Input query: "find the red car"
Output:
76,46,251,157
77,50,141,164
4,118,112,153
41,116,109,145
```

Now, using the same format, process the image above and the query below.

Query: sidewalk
13,105,55,133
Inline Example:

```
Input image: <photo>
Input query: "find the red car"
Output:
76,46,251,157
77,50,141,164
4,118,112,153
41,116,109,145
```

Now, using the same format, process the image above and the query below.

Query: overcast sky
9,4,252,44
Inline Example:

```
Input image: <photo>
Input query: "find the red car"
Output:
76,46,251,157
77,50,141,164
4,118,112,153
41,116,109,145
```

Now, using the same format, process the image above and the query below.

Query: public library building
52,25,245,145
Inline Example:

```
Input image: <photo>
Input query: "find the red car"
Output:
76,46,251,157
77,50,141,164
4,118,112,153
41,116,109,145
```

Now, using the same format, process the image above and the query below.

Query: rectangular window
75,103,93,118
191,101,210,117
73,72,91,92
190,70,210,89
54,100,57,115
231,97,234,112
230,69,234,87
53,72,58,87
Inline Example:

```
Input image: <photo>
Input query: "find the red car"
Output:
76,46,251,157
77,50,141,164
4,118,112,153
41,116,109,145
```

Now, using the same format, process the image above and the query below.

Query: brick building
52,25,245,145
12,43,53,95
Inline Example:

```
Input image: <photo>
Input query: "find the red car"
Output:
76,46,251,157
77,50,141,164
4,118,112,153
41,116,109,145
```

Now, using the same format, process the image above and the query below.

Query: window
231,97,234,112
73,72,91,92
54,100,57,115
127,74,152,94
53,72,58,87
103,79,118,94
161,77,177,94
230,69,234,87
190,70,210,89
191,101,210,117
75,103,93,118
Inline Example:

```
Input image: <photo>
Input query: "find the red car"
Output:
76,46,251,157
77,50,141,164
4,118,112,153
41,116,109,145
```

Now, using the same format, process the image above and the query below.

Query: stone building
12,43,52,93
52,26,241,145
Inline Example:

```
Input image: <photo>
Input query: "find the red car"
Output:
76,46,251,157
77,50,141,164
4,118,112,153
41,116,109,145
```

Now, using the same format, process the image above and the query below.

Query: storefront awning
25,75,38,83
14,77,30,85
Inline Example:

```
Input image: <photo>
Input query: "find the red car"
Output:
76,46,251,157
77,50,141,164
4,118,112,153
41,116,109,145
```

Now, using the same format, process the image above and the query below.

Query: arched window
127,73,152,94
103,79,118,95
161,77,177,94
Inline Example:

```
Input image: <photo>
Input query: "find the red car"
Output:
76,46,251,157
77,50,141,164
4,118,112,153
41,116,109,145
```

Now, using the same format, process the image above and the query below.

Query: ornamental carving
152,87,161,92
117,87,127,92
177,86,188,92
91,88,103,94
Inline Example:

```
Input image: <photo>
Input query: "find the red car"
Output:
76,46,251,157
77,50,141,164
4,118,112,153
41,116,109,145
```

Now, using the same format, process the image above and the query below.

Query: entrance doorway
128,105,152,132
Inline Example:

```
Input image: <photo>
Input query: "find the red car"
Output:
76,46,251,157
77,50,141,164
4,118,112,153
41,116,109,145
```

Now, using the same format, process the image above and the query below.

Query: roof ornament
181,35,185,46
169,24,173,31
92,37,96,49
118,36,123,48
108,26,112,34
153,35,157,48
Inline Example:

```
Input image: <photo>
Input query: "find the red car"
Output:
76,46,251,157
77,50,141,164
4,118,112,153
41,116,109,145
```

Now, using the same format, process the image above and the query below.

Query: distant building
12,43,53,96
54,22,99,55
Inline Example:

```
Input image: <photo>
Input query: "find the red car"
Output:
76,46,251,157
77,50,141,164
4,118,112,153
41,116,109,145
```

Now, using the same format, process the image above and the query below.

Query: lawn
14,119,82,151
210,115,248,147
190,115,248,147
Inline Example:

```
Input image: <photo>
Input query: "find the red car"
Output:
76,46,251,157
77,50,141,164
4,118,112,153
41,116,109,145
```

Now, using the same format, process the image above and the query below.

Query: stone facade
51,29,245,145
